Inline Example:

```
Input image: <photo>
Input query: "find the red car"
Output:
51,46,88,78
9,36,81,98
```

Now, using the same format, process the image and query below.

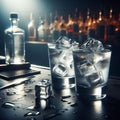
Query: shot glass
73,46,111,100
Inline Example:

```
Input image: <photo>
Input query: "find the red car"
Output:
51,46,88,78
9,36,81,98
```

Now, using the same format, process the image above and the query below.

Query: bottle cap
10,13,18,19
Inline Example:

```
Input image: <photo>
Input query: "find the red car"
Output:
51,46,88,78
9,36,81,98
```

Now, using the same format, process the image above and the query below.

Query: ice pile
56,36,79,50
50,36,79,77
76,38,110,88
81,37,104,52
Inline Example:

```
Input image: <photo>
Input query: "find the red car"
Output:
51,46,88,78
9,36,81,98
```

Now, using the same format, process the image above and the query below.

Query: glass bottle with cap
4,13,25,64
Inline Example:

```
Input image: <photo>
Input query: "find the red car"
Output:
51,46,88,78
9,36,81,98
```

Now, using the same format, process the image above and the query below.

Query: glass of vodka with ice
48,36,79,89
73,38,112,100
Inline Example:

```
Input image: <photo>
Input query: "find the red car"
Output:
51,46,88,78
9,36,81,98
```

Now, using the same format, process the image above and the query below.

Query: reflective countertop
0,65,120,120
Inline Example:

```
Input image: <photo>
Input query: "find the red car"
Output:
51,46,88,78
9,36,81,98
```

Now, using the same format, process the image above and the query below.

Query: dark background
1,0,119,43
0,0,120,48
0,0,120,76
0,0,120,39
0,0,120,34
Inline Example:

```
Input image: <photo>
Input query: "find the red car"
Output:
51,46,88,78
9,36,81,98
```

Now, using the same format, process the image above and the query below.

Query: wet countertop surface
0,65,120,120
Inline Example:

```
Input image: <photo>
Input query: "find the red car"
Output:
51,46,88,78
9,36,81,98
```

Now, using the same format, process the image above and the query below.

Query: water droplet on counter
24,88,33,93
6,91,16,96
61,99,68,102
70,102,78,107
27,106,35,110
35,112,40,116
27,106,42,112
2,102,15,108
24,94,27,97
24,111,40,117
61,95,71,99
67,102,71,104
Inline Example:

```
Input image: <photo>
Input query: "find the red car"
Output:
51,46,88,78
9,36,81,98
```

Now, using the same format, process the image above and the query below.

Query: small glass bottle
4,13,25,64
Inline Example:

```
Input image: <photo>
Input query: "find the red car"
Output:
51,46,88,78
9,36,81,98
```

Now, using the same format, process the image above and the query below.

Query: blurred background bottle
37,16,45,41
96,10,106,42
28,13,36,41
66,14,74,39
4,13,25,64
106,9,116,43
52,11,60,42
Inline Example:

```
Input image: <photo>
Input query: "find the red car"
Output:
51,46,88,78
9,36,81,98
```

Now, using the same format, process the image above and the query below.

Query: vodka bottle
4,13,25,64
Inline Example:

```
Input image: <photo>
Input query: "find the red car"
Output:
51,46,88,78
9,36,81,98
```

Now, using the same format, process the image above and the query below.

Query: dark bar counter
0,65,120,120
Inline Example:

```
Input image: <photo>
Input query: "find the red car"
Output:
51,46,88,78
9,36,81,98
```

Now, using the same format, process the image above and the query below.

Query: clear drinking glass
73,39,112,100
48,43,75,89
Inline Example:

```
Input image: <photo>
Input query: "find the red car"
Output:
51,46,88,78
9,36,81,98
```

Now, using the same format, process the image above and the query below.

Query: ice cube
71,41,79,50
35,79,52,99
52,63,68,77
87,72,104,87
77,78,91,88
87,53,104,64
59,50,73,66
81,38,104,52
56,36,72,48
49,49,61,64
58,50,74,76
77,62,97,76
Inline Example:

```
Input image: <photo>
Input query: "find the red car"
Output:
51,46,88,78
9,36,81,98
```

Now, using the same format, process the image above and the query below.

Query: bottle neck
10,19,18,27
